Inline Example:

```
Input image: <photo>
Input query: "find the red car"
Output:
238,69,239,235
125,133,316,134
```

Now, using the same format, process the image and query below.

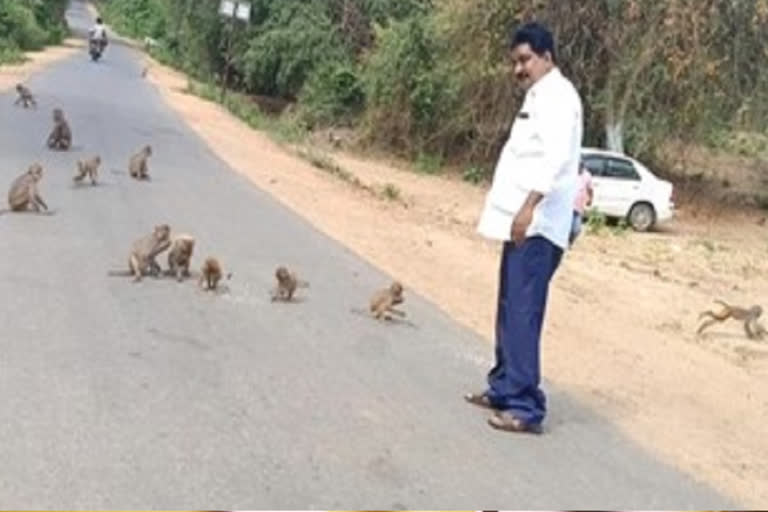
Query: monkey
369,281,406,320
141,66,149,78
128,145,152,180
73,155,101,185
697,299,765,340
198,257,232,291
7,163,48,213
270,265,309,302
166,234,195,282
46,108,72,150
14,83,37,108
108,224,171,282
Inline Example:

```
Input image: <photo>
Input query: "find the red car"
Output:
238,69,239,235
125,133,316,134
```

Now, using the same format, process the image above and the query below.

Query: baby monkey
199,257,231,291
370,281,406,320
47,108,72,150
74,155,101,185
697,299,765,340
14,84,37,108
166,234,196,282
270,266,309,302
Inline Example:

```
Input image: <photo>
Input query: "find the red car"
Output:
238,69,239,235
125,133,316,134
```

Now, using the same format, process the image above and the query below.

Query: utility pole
218,0,251,103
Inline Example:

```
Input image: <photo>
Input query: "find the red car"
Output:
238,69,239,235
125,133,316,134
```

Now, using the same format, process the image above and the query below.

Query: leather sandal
487,410,543,434
463,391,495,409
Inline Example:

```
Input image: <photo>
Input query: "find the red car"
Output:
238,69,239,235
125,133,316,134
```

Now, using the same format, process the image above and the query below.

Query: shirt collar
528,66,561,97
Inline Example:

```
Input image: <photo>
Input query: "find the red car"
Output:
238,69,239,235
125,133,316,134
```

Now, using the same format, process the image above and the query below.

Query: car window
581,156,606,177
605,158,640,180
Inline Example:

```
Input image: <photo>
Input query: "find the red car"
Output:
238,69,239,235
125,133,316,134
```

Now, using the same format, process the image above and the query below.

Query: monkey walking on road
697,299,766,340
73,156,101,185
14,84,37,108
350,281,417,328
199,257,232,291
270,266,309,302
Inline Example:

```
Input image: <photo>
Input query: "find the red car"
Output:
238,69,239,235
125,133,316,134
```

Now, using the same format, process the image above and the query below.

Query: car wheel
627,202,656,232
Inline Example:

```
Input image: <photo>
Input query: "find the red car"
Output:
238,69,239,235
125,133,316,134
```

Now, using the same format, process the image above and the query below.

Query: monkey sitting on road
46,108,72,150
108,224,172,282
270,266,309,302
166,234,195,282
697,299,765,340
199,257,231,291
73,156,101,185
7,163,48,213
129,145,152,180
14,84,37,108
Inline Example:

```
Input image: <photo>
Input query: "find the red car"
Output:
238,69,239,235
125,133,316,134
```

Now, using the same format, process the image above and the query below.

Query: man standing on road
465,22,583,434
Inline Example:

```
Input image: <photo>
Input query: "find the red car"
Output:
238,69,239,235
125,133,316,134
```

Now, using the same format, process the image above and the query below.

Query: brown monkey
166,234,196,282
109,224,171,282
7,163,47,212
270,266,309,302
370,281,406,320
128,145,152,180
47,108,72,150
73,155,101,185
199,257,231,291
141,66,149,78
697,299,765,340
14,84,37,108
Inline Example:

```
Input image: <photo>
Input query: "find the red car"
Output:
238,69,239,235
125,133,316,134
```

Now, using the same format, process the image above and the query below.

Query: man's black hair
509,22,556,63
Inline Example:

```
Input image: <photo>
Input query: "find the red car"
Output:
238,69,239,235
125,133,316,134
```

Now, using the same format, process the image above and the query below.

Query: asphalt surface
0,1,738,509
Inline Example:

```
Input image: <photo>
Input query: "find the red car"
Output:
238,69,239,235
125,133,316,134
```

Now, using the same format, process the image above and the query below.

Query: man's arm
511,94,579,244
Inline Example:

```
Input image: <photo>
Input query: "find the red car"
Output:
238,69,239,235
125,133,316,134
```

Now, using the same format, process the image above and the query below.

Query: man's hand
511,205,533,245
511,191,543,246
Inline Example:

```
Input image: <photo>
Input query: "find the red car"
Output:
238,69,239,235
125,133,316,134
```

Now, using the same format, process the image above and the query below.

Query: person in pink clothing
569,163,593,246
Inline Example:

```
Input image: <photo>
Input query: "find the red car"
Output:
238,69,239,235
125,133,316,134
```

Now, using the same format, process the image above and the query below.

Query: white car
580,147,675,232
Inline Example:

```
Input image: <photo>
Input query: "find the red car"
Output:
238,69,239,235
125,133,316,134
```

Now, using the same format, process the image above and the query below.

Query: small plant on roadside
381,183,401,200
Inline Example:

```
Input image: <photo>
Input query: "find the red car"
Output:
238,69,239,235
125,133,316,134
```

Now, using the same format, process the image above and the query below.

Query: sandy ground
0,39,83,93
6,30,768,505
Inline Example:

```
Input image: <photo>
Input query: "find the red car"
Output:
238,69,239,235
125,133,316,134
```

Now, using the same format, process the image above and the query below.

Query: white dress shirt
477,67,583,250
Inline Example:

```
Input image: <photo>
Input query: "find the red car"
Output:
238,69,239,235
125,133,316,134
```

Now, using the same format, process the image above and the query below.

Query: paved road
0,1,737,509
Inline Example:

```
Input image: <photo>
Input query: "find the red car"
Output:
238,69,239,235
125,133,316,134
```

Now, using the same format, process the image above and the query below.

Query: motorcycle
89,37,106,61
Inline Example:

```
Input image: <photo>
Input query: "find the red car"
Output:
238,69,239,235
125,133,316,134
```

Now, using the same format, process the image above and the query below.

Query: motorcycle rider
88,17,108,53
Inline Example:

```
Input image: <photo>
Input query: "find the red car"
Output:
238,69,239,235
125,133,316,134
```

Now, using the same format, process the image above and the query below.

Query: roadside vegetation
0,0,69,64
96,0,768,206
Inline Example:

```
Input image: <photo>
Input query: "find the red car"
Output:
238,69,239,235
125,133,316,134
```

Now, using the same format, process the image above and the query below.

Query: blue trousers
486,236,563,425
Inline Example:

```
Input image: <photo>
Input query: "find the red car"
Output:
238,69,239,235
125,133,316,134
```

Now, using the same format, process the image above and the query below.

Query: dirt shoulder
141,59,768,505
0,39,83,93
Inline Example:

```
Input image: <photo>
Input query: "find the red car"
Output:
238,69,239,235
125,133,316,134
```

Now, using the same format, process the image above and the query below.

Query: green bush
298,60,365,126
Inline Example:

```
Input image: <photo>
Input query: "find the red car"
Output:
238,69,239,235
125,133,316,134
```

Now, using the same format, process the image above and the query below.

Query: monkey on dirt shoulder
47,108,72,150
14,84,37,108
74,156,101,185
6,163,48,213
108,224,172,282
166,234,195,282
129,145,152,180
270,265,309,302
199,257,232,291
697,299,765,340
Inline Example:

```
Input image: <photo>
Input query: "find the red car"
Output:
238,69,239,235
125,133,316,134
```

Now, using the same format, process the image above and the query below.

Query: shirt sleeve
525,94,578,195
